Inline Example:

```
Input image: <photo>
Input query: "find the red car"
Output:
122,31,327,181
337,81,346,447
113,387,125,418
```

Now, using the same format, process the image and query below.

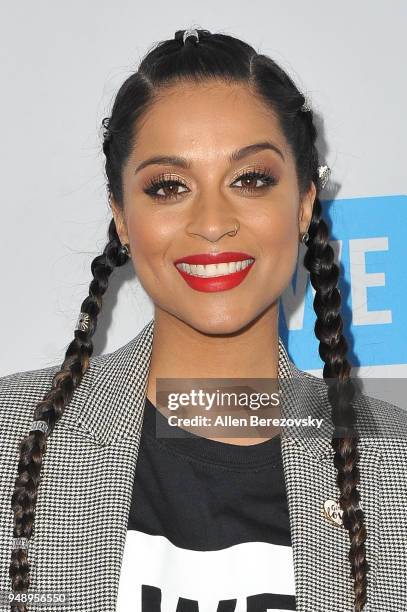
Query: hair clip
75,312,91,332
101,117,112,142
300,94,312,112
30,420,49,435
12,537,29,550
317,165,331,189
183,29,199,45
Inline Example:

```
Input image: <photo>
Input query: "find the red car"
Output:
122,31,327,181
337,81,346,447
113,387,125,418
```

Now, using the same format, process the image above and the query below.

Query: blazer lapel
278,353,380,611
49,318,379,611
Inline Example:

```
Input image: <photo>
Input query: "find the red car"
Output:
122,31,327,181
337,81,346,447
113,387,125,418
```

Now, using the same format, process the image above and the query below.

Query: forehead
132,81,289,161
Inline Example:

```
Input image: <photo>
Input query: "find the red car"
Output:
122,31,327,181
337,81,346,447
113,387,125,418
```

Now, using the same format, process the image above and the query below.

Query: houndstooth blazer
1,317,407,612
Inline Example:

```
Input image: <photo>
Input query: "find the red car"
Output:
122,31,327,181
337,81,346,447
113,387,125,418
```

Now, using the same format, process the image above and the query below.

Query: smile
173,252,255,293
175,259,254,277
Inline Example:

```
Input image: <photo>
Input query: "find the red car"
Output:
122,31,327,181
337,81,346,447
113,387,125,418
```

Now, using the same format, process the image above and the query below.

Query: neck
146,304,280,402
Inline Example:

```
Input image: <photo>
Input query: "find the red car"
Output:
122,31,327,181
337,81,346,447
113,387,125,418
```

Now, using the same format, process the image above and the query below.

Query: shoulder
0,351,112,441
0,364,59,436
0,363,61,398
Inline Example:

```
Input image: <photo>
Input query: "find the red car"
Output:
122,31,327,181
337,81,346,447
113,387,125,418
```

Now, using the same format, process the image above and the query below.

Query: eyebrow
134,140,285,174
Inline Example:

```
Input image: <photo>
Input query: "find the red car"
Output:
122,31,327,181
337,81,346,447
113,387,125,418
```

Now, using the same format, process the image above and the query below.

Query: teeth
176,259,254,277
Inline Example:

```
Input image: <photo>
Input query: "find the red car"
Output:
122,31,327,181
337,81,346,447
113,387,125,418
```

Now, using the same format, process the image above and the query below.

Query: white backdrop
1,0,406,378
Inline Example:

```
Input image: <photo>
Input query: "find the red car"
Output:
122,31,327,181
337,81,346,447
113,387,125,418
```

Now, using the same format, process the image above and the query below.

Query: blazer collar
64,318,336,461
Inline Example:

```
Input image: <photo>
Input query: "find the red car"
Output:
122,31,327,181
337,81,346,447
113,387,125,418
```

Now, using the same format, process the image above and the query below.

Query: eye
143,174,189,201
142,167,278,202
231,168,278,193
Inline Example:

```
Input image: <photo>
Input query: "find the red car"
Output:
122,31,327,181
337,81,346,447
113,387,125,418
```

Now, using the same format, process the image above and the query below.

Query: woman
1,28,406,612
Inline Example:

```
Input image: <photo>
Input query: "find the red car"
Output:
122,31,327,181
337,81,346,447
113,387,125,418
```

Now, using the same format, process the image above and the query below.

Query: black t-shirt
117,396,296,611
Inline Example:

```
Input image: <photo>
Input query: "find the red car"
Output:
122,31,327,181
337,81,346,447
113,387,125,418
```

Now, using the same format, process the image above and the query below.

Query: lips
174,251,254,265
173,251,256,293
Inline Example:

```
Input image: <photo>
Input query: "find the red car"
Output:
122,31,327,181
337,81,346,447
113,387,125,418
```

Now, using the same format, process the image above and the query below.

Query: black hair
9,28,367,611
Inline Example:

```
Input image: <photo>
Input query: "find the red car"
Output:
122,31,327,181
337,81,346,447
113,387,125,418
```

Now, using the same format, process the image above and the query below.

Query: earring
300,231,309,244
119,243,130,257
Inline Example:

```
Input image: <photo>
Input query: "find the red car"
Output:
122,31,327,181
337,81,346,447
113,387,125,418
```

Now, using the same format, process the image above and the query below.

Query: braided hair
9,28,367,611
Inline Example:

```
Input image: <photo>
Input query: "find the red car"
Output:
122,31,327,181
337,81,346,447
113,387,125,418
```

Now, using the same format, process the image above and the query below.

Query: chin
182,308,256,337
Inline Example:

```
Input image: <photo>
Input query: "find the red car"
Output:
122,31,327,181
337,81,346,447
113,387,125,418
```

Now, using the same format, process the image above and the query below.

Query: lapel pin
323,498,344,527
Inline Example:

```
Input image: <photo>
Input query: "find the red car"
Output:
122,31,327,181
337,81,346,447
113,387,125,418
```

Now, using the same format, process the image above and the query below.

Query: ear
298,181,317,234
110,198,129,245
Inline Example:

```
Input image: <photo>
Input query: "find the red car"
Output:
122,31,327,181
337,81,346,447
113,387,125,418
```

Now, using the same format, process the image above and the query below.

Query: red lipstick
174,251,253,265
174,251,255,292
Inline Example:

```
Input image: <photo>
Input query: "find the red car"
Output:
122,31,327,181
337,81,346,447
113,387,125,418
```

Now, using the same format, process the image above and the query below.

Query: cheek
124,208,176,274
251,206,299,282
251,202,298,252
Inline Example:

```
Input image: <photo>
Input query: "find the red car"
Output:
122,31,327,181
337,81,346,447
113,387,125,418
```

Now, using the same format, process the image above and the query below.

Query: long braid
8,218,129,611
303,190,368,610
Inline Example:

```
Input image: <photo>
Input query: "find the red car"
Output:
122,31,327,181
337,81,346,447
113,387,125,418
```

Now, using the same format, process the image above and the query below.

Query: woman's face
112,81,316,334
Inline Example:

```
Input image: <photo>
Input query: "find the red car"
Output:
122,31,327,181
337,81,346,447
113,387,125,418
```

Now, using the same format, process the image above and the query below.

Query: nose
185,198,240,243
187,222,240,242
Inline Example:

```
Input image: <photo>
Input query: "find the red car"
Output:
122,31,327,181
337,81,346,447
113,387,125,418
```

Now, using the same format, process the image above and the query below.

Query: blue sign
280,195,407,370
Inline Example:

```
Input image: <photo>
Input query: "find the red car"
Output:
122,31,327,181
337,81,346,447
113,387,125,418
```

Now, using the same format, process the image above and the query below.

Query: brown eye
143,176,189,201
231,169,278,193
143,168,278,203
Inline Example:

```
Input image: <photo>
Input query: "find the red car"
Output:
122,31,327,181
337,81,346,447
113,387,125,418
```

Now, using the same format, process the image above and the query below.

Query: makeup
174,251,255,292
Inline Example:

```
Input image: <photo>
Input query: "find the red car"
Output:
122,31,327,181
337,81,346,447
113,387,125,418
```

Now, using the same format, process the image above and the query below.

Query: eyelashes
142,167,279,202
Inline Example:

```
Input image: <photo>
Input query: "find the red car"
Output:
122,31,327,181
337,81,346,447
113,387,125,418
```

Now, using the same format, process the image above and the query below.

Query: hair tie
75,312,91,332
30,420,49,435
182,29,199,45
12,537,29,550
